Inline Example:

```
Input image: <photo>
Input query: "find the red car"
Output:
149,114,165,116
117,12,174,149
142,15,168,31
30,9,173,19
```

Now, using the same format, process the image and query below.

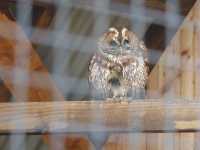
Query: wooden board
0,13,63,101
0,11,92,149
147,0,200,100
0,101,199,133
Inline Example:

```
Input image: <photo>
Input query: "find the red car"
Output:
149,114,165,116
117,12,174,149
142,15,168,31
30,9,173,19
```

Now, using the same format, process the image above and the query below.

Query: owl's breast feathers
89,53,147,82
89,53,137,70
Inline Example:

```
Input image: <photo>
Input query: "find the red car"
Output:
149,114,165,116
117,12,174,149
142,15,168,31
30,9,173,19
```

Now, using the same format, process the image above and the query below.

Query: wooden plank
146,133,174,150
147,65,160,98
42,134,92,150
173,133,180,150
147,1,200,149
180,133,195,150
103,133,146,150
146,133,159,150
0,13,63,101
178,2,196,148
179,19,194,99
147,0,200,99
194,133,200,150
193,1,200,99
0,101,199,133
174,132,193,150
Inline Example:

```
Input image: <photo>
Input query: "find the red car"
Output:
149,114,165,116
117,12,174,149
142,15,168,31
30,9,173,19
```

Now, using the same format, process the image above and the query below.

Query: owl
88,27,148,100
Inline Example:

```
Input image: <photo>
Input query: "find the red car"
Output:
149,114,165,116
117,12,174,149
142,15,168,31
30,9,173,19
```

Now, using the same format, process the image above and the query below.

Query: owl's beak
119,47,123,54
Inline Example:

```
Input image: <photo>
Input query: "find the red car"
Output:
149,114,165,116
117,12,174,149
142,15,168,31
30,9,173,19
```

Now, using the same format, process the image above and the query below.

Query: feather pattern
88,27,148,99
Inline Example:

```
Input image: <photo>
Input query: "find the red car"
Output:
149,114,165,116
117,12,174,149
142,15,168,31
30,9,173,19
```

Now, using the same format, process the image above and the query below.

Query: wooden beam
0,100,199,133
0,13,63,101
0,13,91,149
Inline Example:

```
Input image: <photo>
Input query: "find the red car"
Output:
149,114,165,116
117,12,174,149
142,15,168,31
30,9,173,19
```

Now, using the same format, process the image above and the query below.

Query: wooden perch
0,100,199,133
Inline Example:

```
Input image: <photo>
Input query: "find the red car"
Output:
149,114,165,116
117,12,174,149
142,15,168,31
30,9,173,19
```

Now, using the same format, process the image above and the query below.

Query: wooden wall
147,0,200,100
145,0,200,150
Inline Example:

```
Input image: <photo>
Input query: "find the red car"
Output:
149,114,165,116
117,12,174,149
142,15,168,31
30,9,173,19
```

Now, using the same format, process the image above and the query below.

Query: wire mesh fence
0,0,198,150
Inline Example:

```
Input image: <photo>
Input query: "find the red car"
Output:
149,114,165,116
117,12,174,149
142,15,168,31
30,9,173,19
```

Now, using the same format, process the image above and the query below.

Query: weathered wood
193,1,200,99
103,133,146,150
30,9,91,149
0,82,11,102
0,13,63,101
180,133,195,150
147,0,200,99
146,133,174,150
0,101,199,133
179,17,194,99
147,1,200,150
194,133,200,150
42,133,92,150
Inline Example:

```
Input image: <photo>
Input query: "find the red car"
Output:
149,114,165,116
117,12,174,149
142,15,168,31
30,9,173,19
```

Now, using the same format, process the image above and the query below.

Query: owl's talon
106,98,114,101
106,97,122,102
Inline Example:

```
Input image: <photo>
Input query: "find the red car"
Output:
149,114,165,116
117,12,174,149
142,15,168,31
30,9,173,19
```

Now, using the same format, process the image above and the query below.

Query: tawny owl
88,27,148,100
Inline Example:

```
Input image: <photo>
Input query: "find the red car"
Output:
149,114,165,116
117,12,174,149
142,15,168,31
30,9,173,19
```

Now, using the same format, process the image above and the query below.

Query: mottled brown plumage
88,27,148,99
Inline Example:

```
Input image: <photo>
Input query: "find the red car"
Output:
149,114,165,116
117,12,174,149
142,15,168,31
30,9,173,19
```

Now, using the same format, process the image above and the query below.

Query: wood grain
0,13,63,101
147,1,200,150
147,0,200,99
104,133,146,150
0,100,199,133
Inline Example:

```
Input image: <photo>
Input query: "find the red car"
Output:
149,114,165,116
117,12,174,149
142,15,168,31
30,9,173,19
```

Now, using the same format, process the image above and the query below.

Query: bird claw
106,96,128,103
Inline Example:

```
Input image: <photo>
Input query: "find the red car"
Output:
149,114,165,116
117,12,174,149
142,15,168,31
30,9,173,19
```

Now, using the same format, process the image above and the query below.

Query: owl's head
98,27,120,55
98,27,147,58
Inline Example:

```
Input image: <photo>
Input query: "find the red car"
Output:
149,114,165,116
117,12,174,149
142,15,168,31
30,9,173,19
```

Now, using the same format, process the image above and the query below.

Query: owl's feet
106,96,129,103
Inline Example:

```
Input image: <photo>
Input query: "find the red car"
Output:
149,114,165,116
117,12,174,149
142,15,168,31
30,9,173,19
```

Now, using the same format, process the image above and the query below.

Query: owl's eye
110,40,118,47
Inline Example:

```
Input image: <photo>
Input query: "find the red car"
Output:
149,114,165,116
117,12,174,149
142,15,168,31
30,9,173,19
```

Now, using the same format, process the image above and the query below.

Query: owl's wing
122,55,148,99
88,54,111,99
123,59,145,86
